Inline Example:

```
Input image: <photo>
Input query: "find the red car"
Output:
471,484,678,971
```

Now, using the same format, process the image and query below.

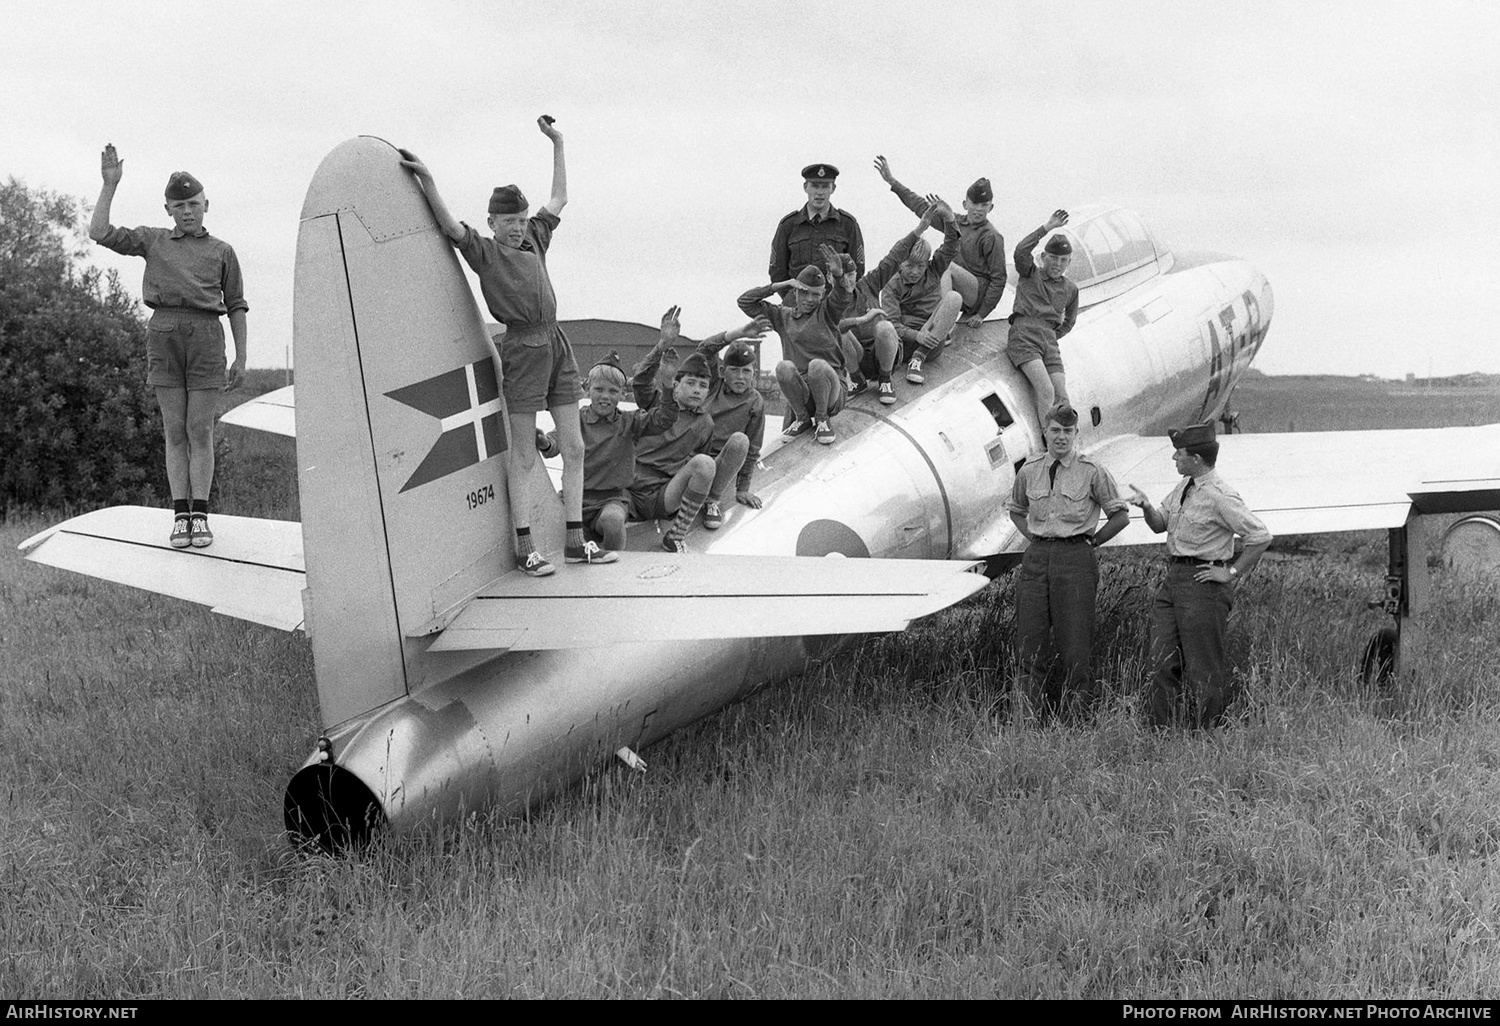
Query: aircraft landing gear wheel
1360,627,1398,686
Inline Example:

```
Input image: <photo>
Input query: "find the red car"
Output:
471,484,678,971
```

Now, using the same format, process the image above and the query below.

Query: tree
0,176,164,512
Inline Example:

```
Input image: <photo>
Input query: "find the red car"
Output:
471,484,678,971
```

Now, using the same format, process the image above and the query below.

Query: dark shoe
877,380,896,405
703,500,725,530
782,417,813,438
905,356,925,385
847,377,869,399
815,419,836,445
662,534,687,553
188,514,213,548
565,540,618,564
170,516,192,549
520,550,556,577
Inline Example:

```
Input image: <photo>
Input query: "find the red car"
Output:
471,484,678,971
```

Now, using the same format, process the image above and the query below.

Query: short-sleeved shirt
453,210,560,327
1159,470,1273,561
737,279,852,374
96,225,247,315
1006,449,1128,539
888,181,1007,318
769,204,865,284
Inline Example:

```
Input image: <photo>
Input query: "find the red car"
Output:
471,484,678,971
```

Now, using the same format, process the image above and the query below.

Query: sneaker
782,417,813,439
906,356,925,385
703,500,724,530
877,380,896,405
661,534,687,553
170,516,192,549
847,377,869,399
565,539,618,564
520,550,556,577
815,419,836,445
188,514,213,548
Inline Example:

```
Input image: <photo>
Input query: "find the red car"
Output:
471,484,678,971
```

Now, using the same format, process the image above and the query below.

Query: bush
0,176,164,513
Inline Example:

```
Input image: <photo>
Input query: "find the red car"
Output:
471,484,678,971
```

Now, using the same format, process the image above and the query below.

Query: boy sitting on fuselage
693,317,771,527
1010,209,1077,426
629,308,751,552
737,251,851,446
878,196,962,386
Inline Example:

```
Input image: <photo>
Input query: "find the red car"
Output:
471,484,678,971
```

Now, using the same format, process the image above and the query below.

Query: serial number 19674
466,484,495,510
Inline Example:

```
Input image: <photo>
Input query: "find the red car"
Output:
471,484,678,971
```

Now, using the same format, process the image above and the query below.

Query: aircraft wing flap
424,552,987,652
1091,424,1500,547
219,385,297,437
19,506,306,632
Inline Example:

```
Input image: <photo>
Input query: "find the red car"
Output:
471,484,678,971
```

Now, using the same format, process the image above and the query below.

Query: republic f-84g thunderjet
22,137,1500,848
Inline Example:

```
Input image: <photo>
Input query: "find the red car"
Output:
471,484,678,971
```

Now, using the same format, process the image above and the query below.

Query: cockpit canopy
1041,204,1174,308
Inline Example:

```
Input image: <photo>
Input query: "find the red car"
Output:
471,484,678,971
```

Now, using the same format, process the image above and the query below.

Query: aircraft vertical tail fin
294,136,560,726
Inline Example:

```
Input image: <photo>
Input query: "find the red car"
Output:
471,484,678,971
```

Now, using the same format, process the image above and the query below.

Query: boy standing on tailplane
401,116,613,577
90,143,248,549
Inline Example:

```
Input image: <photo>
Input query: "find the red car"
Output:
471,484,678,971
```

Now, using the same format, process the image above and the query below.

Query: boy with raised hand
1011,209,1078,426
628,313,724,553
89,143,248,549
693,316,772,528
878,195,963,387
737,249,851,446
874,155,1007,332
400,116,610,578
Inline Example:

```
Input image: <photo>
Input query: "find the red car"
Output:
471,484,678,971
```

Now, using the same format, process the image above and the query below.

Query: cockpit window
1060,206,1166,292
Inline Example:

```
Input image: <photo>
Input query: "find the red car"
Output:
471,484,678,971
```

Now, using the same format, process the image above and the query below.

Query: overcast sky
7,0,1498,378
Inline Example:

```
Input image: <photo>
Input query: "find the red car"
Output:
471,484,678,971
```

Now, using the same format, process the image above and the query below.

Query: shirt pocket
1174,502,1219,551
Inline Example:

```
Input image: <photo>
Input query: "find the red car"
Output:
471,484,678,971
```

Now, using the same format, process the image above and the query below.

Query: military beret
838,253,857,274
488,184,528,214
966,177,993,204
723,341,756,368
801,163,839,182
675,352,713,381
1045,403,1079,428
1044,233,1073,255
164,171,203,201
1168,421,1217,449
793,265,827,290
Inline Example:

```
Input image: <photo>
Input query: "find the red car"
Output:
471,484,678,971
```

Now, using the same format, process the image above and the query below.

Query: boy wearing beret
694,319,771,528
873,156,1007,331
628,316,731,553
878,197,963,387
737,252,852,446
89,144,248,549
1010,210,1079,426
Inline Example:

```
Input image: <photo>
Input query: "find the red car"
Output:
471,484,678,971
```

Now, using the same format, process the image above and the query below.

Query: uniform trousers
1015,537,1098,714
1147,562,1235,728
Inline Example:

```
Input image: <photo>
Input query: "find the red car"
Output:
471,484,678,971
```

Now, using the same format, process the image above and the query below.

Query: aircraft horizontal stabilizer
1091,424,1500,546
18,506,306,631
219,385,296,437
423,552,988,653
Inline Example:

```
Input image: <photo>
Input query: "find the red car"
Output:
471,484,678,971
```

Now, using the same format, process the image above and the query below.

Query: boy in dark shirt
694,320,771,527
878,198,962,387
1011,210,1077,425
90,144,248,549
401,116,609,577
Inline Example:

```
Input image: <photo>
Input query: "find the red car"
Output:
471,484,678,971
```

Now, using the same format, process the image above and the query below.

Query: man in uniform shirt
768,164,865,290
1005,404,1130,719
1127,421,1273,729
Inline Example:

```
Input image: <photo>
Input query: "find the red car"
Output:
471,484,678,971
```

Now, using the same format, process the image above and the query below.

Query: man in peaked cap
768,162,865,291
1127,420,1273,729
873,156,1008,333
1005,403,1130,721
89,144,248,551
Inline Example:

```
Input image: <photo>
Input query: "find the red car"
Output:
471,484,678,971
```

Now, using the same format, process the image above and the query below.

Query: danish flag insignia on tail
385,358,507,492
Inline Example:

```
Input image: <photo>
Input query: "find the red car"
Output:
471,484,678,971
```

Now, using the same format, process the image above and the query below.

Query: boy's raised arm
398,149,465,242
90,143,122,242
538,116,566,215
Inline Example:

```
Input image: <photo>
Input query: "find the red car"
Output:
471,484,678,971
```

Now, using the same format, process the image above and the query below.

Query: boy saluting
401,116,613,577
89,143,248,549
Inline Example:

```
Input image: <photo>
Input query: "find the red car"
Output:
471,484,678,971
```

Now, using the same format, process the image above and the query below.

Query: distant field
1230,373,1500,433
3,374,1498,998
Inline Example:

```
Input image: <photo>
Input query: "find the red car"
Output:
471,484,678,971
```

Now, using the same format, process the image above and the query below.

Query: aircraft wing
1091,424,1500,546
18,506,306,630
424,553,988,652
19,506,985,649
220,385,296,437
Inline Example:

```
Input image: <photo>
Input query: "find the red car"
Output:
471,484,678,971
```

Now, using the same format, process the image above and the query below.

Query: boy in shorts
878,198,962,386
89,143,248,549
1010,210,1077,426
692,314,772,528
401,116,610,577
629,324,729,553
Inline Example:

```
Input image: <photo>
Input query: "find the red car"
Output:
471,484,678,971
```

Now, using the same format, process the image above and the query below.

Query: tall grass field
2,372,1499,998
